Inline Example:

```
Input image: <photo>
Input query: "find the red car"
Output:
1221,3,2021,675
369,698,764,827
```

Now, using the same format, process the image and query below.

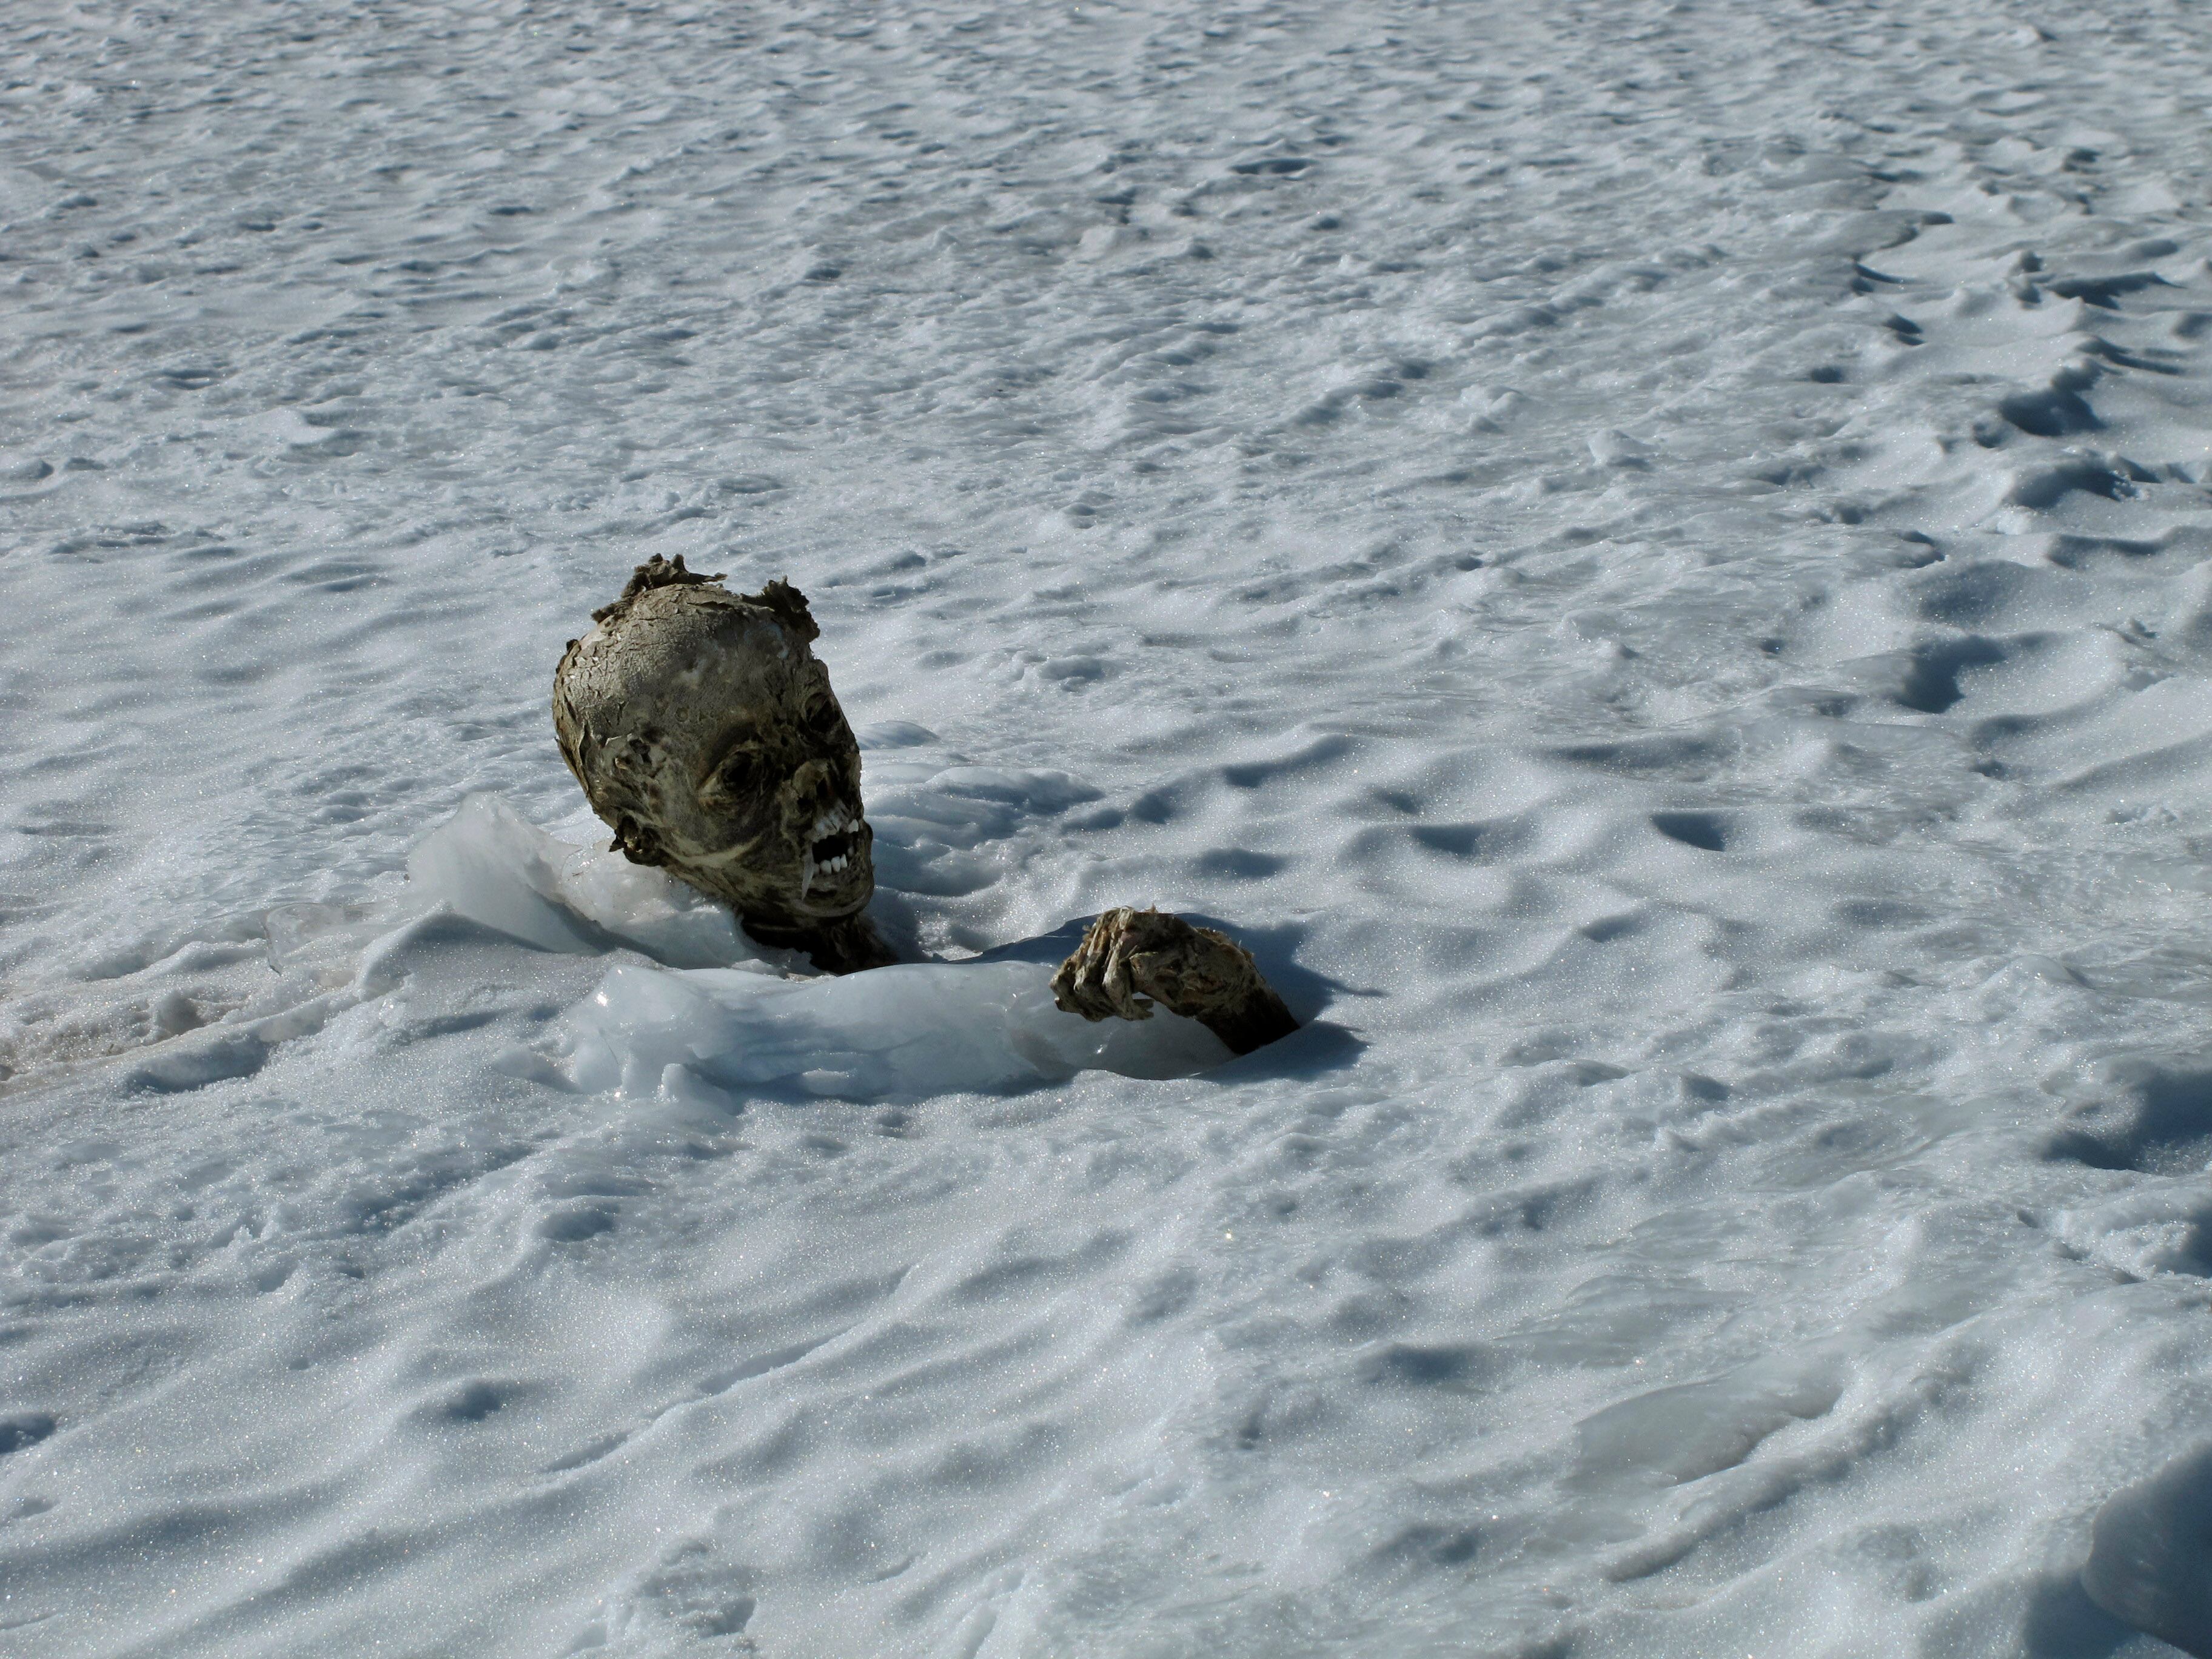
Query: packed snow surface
6,1,2212,1654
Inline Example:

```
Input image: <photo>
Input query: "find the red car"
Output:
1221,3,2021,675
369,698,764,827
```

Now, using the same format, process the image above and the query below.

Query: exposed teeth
800,815,861,894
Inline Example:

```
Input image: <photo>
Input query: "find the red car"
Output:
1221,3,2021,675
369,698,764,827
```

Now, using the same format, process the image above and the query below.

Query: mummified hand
1050,907,1299,1057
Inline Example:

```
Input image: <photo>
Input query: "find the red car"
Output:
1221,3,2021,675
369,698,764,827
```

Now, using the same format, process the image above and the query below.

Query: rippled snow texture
6,1,2212,1655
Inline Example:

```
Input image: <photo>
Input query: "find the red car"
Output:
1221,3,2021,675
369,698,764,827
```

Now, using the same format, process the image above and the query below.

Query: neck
739,910,898,976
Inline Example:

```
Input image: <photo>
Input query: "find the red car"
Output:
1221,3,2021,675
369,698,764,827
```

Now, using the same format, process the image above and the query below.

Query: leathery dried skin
1051,907,1299,1056
552,555,894,973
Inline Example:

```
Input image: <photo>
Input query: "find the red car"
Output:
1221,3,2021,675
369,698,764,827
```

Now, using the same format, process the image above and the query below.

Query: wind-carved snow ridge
7,0,2212,1654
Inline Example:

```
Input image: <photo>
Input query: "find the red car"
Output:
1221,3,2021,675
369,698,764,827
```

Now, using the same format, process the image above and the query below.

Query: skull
553,558,880,951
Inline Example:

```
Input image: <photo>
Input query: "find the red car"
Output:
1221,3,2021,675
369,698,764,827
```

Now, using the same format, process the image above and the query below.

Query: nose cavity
787,757,840,816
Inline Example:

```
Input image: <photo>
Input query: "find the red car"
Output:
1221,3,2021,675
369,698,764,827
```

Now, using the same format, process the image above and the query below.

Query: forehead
697,613,820,692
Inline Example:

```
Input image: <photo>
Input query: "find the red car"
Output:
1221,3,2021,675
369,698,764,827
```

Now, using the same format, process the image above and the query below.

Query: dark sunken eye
803,697,843,739
712,748,762,797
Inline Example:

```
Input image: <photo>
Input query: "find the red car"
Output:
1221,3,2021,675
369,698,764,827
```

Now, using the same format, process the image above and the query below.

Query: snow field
5,1,2212,1654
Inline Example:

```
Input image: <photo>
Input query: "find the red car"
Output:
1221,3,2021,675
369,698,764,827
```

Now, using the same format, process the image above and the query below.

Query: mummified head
552,557,873,931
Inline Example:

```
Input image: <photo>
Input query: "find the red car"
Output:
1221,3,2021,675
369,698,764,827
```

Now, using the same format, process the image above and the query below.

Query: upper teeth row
811,805,850,840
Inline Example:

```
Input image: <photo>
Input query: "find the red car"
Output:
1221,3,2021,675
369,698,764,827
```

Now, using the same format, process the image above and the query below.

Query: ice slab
405,793,750,969
561,957,1231,1102
405,794,1231,1099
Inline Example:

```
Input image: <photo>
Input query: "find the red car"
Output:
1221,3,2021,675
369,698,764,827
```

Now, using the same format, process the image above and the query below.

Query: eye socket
802,697,845,739
700,745,764,808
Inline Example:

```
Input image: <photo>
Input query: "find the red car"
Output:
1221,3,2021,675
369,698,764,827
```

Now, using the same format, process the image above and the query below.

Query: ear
749,577,820,645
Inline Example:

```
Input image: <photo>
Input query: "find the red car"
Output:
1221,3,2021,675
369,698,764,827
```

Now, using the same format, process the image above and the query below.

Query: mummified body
554,557,1298,1053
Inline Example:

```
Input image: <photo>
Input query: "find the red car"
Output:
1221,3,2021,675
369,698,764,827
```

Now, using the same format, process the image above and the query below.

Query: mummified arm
1050,907,1299,1056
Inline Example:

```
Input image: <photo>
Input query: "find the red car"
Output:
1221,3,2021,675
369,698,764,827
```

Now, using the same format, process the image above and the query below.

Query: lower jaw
769,872,874,923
